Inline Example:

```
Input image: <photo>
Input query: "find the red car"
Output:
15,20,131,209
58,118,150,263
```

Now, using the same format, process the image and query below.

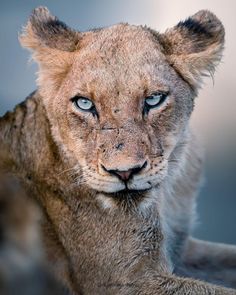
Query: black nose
102,161,147,182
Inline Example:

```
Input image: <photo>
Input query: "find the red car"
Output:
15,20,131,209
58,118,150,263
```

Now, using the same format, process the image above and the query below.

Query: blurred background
0,0,235,244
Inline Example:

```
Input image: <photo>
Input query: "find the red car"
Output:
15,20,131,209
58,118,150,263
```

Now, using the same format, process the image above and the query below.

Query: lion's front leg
176,237,236,288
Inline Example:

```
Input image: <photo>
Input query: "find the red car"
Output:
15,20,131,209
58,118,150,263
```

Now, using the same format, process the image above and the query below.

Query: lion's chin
95,188,154,210
95,185,160,211
102,187,152,200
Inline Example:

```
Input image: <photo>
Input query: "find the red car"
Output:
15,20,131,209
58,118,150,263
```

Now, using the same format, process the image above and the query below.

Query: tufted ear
159,10,225,90
19,7,80,95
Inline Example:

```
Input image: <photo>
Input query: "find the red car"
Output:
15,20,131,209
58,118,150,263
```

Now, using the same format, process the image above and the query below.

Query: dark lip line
102,187,152,196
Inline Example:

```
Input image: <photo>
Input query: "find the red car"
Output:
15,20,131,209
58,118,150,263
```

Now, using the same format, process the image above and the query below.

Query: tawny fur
0,6,236,294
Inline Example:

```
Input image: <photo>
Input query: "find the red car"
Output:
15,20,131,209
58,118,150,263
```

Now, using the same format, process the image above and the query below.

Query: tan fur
0,6,236,294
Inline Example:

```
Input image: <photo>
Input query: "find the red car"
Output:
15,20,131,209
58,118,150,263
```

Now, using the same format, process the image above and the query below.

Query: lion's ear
20,6,80,52
159,10,225,90
19,6,80,94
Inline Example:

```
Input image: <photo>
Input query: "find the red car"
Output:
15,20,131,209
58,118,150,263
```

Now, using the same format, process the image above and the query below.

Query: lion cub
0,6,236,295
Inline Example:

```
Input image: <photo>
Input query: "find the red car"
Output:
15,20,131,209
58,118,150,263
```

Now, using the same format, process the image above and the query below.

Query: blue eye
144,92,168,114
73,96,94,111
145,92,168,109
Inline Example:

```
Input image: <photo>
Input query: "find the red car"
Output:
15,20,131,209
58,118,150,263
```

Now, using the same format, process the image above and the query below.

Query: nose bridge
98,120,148,170
119,125,145,156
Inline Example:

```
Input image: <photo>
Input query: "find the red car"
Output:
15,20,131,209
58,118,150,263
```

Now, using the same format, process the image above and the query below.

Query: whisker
56,165,79,176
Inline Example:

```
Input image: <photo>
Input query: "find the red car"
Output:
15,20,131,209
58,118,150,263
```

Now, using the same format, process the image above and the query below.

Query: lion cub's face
20,8,224,196
54,26,193,194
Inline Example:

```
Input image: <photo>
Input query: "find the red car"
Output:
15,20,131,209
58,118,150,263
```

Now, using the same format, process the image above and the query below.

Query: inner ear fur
159,10,225,90
19,6,80,95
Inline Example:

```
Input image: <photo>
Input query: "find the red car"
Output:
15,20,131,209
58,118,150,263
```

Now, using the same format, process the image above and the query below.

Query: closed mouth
103,187,152,201
118,187,151,193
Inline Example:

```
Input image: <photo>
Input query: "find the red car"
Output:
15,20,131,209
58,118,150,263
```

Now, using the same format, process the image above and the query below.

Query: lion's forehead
72,24,173,89
81,23,162,52
62,25,182,105
70,54,175,102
